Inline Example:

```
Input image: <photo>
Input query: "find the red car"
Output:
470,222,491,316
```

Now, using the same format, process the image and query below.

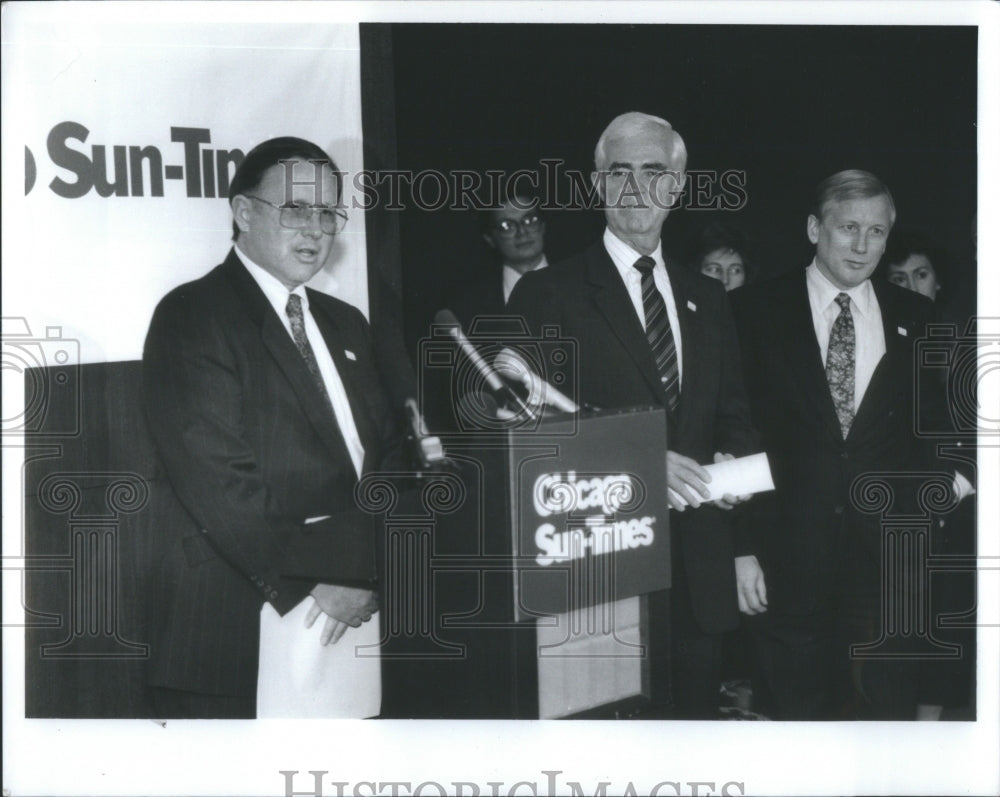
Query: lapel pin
897,326,907,337
344,349,357,361
687,300,697,312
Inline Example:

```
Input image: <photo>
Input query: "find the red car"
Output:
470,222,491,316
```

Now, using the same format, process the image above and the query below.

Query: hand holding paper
668,451,775,509
666,451,713,511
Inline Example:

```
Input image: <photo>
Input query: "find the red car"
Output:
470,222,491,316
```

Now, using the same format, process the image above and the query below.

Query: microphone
404,398,445,466
493,348,579,414
434,309,539,421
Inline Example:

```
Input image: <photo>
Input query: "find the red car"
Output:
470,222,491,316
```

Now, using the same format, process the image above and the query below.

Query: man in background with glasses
449,188,549,334
142,137,406,719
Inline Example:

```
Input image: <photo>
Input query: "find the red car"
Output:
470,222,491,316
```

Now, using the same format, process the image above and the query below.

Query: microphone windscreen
434,309,461,327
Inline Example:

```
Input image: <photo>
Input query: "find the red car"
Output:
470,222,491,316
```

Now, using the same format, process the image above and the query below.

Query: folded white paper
257,599,381,718
671,452,775,507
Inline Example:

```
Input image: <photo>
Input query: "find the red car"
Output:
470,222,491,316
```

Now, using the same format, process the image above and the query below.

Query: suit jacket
448,270,507,334
507,241,757,634
142,249,404,696
729,269,950,618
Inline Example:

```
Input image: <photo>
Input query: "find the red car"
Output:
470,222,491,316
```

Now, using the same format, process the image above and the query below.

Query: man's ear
806,214,820,245
232,196,253,234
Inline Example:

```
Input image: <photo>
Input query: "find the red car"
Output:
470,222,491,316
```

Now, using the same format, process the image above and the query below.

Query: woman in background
881,231,944,301
691,222,755,292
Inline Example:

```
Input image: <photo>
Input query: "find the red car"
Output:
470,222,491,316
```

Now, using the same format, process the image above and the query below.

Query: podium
380,406,670,718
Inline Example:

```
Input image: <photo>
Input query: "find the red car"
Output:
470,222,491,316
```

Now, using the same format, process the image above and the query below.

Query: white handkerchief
897,326,907,336
687,300,697,312
344,349,357,361
672,452,775,507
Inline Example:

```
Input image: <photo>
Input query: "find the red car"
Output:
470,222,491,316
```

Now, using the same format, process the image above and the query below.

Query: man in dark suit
729,169,974,719
142,137,405,718
449,190,548,332
508,112,757,718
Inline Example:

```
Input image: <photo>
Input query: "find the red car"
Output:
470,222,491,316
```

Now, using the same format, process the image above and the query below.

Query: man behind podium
143,137,404,718
507,112,757,718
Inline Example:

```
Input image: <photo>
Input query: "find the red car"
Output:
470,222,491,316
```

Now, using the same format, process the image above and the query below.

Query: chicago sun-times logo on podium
511,408,671,621
531,470,654,568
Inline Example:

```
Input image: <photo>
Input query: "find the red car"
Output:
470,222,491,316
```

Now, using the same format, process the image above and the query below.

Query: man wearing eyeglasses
142,137,406,718
508,113,757,718
449,190,549,333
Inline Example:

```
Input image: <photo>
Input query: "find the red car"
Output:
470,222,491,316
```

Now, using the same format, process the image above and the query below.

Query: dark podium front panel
508,407,670,620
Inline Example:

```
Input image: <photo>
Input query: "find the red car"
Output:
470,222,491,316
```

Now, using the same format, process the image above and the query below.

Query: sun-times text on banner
2,13,367,365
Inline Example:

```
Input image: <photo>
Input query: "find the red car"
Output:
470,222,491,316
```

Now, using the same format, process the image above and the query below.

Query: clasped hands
304,583,379,646
667,450,750,512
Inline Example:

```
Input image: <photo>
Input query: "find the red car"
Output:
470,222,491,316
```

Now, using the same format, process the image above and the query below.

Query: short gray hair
594,112,687,173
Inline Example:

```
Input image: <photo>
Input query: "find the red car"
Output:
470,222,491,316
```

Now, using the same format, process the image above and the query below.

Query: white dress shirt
502,255,549,304
805,261,973,499
235,245,379,719
603,228,683,387
235,246,365,477
805,260,884,411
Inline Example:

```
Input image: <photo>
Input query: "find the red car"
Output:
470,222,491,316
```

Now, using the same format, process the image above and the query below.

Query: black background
386,24,977,350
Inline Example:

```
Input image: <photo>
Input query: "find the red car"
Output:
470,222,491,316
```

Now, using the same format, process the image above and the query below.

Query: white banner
2,8,366,364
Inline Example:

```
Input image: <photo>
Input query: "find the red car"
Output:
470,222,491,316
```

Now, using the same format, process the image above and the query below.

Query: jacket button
269,590,278,600
841,451,849,460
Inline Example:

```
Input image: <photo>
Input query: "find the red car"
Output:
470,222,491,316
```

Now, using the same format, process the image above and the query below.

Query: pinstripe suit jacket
142,250,403,697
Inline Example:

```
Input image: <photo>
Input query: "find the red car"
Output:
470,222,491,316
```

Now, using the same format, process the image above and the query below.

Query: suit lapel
781,270,845,444
851,280,910,436
665,261,700,426
222,253,356,467
308,291,380,472
586,245,667,403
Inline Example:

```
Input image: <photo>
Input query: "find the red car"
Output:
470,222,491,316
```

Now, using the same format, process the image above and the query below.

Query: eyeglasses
493,214,543,237
244,195,348,235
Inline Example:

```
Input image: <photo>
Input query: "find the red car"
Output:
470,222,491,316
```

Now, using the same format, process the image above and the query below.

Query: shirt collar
806,258,875,317
234,244,308,309
501,254,548,273
603,228,665,280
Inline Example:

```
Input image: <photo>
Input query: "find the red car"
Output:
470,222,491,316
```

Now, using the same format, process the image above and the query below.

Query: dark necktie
633,256,680,412
286,293,334,410
826,292,855,438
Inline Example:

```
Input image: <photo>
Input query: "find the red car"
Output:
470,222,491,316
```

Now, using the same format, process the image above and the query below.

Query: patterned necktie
826,292,855,438
633,256,680,412
286,293,334,411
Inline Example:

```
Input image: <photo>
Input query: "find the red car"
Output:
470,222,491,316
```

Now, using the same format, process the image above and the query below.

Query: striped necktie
633,256,679,412
286,293,334,412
